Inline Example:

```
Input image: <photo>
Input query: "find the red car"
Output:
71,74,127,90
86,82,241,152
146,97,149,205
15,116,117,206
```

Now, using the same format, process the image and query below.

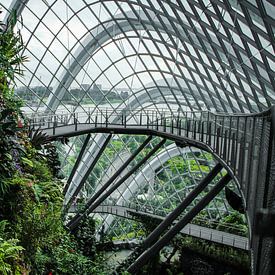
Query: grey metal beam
142,163,223,249
255,105,275,275
127,173,232,274
65,134,112,209
67,135,152,219
67,138,166,230
75,204,249,250
63,133,91,195
4,0,29,24
44,8,263,114
101,144,202,233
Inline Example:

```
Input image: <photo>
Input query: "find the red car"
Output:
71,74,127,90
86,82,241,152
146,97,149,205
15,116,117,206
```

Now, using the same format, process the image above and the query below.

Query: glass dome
1,1,274,272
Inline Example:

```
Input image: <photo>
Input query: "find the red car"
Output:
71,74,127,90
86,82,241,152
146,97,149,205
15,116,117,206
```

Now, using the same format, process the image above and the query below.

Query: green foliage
188,159,210,173
32,180,63,203
0,11,26,115
0,153,107,274
30,159,53,181
0,10,27,185
28,128,50,150
0,174,32,198
0,108,17,135
73,216,96,257
21,157,33,168
0,221,9,239
0,11,28,85
217,211,248,236
107,217,145,242
0,220,25,274
167,156,187,174
33,234,94,275
178,236,250,269
0,238,24,275
0,109,26,182
0,180,12,197
13,198,61,259
44,144,63,178
129,212,161,234
33,231,109,275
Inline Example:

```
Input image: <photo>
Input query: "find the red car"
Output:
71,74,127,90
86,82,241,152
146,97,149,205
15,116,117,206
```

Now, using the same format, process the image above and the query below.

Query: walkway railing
27,108,271,190
71,202,247,236
69,204,249,250
27,108,272,201
27,108,270,142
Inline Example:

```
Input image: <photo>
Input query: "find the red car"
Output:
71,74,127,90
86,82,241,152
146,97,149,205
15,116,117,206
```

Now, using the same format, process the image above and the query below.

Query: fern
0,237,24,275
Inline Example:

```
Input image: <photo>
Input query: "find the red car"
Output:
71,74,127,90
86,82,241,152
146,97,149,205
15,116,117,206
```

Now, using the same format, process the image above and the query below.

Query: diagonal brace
65,134,112,208
142,163,223,249
63,133,91,195
67,136,152,222
127,173,232,274
68,138,166,230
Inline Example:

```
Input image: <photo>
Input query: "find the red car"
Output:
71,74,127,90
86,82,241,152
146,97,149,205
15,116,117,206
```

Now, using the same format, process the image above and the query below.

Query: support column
255,106,275,275
67,138,166,230
65,134,112,208
127,173,232,274
63,133,91,195
142,163,223,249
67,135,152,223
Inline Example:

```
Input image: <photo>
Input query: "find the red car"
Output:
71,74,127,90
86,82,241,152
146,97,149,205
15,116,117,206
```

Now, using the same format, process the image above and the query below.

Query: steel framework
2,0,275,274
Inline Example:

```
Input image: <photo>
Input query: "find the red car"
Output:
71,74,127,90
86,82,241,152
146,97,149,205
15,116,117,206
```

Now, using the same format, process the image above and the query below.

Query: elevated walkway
28,107,274,274
69,204,249,250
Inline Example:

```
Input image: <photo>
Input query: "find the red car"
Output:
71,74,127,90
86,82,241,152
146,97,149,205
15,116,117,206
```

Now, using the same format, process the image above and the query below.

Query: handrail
70,203,247,236
24,106,273,120
70,204,249,250
207,108,272,118
26,108,272,129
25,107,272,147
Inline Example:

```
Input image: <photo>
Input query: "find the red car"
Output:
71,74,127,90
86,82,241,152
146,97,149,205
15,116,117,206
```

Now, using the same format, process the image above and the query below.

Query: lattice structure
2,1,275,274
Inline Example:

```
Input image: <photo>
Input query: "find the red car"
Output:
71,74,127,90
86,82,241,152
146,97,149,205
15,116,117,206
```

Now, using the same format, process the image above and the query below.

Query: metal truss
127,173,232,273
2,0,275,274
3,0,274,114
67,137,166,230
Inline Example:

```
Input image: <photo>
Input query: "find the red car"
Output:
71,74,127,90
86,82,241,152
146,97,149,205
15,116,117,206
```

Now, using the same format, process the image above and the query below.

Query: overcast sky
2,0,160,91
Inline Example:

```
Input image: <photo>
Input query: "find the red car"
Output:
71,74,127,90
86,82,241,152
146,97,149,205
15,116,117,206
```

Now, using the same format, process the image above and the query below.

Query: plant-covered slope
0,10,108,274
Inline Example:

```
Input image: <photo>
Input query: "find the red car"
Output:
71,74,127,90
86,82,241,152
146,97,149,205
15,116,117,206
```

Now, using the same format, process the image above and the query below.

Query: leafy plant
32,180,63,203
29,159,52,181
0,180,13,197
0,10,28,182
28,127,50,150
0,10,28,86
73,216,96,257
0,237,24,275
34,229,108,275
0,108,17,135
178,236,250,270
217,211,248,236
44,144,63,178
0,221,9,239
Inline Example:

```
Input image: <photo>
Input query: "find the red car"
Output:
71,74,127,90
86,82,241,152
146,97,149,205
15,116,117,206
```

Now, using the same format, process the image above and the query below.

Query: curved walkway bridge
69,204,249,250
28,107,275,274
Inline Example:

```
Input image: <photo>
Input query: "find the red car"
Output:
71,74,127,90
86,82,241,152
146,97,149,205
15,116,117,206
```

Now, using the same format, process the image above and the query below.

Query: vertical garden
0,12,109,275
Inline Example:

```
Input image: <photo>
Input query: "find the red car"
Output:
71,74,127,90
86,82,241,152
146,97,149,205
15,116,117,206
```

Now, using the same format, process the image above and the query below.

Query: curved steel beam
45,9,241,113
4,0,29,24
